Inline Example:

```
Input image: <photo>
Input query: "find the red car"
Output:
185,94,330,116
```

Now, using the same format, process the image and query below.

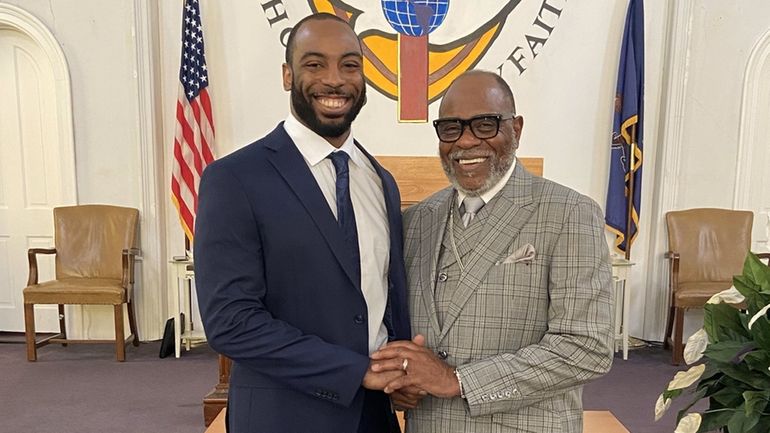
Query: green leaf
697,408,733,432
743,390,770,416
747,415,770,433
744,253,770,291
733,274,757,298
705,303,749,343
749,314,770,352
703,341,755,363
743,351,770,376
663,388,684,401
727,403,760,432
710,387,744,407
718,362,770,389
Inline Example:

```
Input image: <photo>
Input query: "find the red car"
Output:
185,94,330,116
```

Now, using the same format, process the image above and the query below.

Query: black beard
290,82,366,138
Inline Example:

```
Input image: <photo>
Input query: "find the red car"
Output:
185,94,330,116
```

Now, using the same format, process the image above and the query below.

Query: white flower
674,413,702,433
654,393,672,421
748,304,770,330
683,328,708,364
706,286,745,304
667,364,706,390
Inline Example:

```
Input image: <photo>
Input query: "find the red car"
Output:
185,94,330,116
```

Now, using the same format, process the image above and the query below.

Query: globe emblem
381,0,450,37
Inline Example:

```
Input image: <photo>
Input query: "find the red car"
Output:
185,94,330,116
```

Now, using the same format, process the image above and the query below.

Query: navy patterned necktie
328,151,361,283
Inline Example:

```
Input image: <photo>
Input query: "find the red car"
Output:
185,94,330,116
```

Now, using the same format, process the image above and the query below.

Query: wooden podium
203,355,231,426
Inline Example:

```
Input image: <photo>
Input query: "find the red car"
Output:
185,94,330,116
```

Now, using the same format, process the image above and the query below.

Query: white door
0,28,65,332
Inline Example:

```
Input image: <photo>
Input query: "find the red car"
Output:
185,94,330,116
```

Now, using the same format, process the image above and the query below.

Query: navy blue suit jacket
194,123,411,433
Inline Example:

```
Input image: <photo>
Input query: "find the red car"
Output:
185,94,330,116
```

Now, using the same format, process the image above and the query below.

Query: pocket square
497,244,536,265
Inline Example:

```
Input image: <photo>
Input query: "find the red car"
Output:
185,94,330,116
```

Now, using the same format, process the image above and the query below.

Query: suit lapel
437,164,536,342
265,125,360,290
419,190,452,338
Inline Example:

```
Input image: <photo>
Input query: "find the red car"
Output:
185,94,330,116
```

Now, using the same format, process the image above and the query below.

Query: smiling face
282,18,366,147
437,72,523,195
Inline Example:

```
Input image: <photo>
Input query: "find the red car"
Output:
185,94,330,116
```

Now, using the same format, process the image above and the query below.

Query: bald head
439,70,516,116
284,13,358,66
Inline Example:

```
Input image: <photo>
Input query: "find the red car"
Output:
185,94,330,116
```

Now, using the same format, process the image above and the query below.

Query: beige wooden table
611,257,634,360
169,258,206,358
205,409,630,433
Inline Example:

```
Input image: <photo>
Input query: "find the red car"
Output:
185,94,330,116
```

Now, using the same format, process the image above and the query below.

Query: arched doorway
735,29,770,253
0,3,76,332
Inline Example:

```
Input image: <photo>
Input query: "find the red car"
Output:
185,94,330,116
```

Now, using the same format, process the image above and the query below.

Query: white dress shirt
283,113,390,354
457,157,518,209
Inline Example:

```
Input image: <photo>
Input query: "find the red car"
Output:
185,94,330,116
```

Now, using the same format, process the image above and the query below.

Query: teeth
318,97,345,109
459,158,487,165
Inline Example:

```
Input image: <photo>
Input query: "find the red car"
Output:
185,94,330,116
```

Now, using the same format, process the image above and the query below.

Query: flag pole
624,124,636,260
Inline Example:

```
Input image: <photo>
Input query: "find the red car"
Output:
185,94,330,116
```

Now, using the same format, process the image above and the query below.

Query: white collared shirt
457,157,518,209
284,113,390,354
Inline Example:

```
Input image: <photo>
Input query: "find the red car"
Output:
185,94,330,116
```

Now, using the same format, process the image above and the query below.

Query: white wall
0,0,155,340
641,0,770,342
5,0,769,345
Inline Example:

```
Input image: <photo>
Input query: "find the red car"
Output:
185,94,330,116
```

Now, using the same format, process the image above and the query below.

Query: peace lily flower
748,304,770,330
667,364,705,390
674,413,701,433
683,328,708,364
706,286,745,304
654,393,672,421
656,254,770,432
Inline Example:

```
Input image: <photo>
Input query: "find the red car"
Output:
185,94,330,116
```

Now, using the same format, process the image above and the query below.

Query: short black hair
442,70,517,114
284,13,354,65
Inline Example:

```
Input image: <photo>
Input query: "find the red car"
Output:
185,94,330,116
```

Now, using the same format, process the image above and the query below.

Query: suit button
354,314,365,324
437,272,448,282
437,350,448,359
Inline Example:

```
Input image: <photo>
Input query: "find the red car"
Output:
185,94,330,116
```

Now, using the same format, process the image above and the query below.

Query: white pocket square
497,244,536,265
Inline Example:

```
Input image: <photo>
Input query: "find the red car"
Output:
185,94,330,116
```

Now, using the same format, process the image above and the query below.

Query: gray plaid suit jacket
402,163,614,433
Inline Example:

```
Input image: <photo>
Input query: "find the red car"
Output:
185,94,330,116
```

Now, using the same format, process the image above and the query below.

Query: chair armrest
27,248,57,286
664,251,680,294
122,248,141,291
755,252,770,264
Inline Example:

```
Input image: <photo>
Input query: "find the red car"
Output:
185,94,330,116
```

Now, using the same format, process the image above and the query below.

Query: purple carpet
0,336,704,433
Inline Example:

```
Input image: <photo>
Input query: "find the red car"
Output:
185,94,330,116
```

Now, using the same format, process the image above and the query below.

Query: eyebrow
299,51,363,61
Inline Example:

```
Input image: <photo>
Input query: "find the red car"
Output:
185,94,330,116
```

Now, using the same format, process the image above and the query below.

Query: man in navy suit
194,13,411,433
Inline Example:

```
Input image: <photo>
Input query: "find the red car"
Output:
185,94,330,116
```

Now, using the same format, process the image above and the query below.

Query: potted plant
655,252,770,433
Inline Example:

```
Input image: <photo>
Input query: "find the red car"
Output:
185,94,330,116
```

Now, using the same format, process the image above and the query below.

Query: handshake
362,334,461,409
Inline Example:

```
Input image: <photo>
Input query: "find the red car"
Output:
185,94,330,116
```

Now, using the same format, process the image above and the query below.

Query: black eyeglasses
433,114,515,142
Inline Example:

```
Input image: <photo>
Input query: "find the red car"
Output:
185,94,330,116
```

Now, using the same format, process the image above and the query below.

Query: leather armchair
664,208,757,365
23,205,141,361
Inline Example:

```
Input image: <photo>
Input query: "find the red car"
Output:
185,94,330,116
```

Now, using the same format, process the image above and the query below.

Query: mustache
310,87,351,98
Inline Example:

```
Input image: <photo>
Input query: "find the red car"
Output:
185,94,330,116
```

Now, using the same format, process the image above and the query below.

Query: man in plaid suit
371,70,614,432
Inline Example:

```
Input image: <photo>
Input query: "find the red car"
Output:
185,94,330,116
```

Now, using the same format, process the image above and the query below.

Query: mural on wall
259,0,567,122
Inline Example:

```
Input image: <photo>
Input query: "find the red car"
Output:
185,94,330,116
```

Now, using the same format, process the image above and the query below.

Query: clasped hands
362,334,461,409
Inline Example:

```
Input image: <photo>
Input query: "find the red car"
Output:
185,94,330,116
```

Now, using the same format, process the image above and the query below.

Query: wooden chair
664,208,760,365
23,205,141,362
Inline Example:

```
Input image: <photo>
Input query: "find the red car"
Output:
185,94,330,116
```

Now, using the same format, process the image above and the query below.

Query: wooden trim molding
640,0,695,341
377,156,544,207
132,0,167,340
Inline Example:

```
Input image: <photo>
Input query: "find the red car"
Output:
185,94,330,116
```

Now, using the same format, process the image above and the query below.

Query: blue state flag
606,0,644,255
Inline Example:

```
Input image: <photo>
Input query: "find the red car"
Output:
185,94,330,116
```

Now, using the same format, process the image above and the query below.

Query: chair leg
672,307,685,365
114,304,126,362
663,305,675,350
24,303,37,361
58,304,68,346
127,300,139,347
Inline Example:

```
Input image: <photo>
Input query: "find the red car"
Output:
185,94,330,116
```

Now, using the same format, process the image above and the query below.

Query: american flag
171,0,215,243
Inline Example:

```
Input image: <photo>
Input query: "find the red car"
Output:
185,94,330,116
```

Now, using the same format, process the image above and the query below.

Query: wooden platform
204,409,630,433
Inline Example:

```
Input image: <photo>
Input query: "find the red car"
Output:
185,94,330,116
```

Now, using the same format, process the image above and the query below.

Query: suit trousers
358,389,399,433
